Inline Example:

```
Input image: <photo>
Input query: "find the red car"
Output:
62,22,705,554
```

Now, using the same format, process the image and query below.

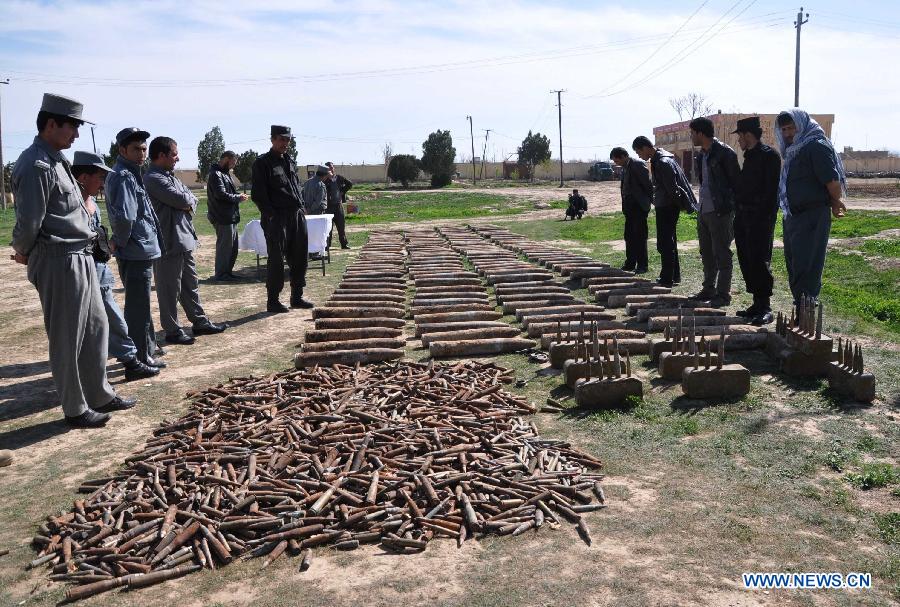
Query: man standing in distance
302,165,329,216
689,117,740,307
251,126,313,312
207,150,248,281
611,147,651,274
775,110,846,309
106,127,166,370
733,116,782,325
324,161,352,249
11,94,133,427
632,136,695,287
145,136,227,345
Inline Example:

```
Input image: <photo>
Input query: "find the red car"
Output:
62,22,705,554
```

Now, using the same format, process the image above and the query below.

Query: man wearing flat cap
732,116,782,325
251,125,313,312
106,126,166,370
11,93,134,428
324,161,352,250
302,165,329,216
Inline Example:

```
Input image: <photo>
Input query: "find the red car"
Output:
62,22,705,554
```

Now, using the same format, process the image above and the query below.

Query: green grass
844,463,900,490
875,513,900,545
827,211,900,238
344,191,530,224
859,238,900,258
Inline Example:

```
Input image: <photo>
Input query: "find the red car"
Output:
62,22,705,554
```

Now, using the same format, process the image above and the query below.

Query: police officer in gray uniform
105,127,166,369
144,136,227,345
71,151,159,381
11,94,135,427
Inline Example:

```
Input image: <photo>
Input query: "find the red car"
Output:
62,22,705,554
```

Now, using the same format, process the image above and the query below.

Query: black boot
267,299,289,313
65,409,110,428
290,291,315,309
123,358,160,381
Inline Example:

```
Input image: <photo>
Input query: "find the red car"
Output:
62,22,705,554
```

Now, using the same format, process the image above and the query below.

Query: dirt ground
1,196,898,606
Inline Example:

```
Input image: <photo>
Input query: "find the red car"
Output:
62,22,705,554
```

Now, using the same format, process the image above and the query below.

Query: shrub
387,154,420,187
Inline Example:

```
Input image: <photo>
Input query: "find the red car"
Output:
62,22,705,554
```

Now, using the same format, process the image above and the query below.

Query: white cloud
1,0,898,167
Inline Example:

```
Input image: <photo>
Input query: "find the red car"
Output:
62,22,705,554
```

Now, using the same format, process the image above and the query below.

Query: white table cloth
238,214,334,256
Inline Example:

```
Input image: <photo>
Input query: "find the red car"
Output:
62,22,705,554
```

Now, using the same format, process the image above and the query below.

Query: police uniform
11,94,117,421
251,125,310,310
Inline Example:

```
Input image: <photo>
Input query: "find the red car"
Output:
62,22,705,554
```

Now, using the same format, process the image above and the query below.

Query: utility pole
0,79,9,210
466,115,476,185
794,7,809,107
480,129,491,180
90,126,97,154
551,89,566,187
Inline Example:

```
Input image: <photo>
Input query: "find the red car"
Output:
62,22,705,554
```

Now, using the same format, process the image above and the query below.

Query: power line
0,12,790,89
587,0,709,98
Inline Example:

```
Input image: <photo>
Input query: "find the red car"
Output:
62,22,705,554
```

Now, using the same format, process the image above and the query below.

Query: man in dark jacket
145,137,227,345
207,150,248,281
633,136,696,287
690,117,741,307
733,116,782,325
565,189,587,220
324,162,352,249
611,147,651,273
251,125,313,312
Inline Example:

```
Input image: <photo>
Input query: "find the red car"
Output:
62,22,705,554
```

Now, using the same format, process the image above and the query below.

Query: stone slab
681,364,751,399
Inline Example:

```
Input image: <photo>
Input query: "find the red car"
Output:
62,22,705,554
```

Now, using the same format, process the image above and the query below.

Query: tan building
653,112,835,180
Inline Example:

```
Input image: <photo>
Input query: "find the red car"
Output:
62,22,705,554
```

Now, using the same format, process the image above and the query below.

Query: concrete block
574,377,643,408
659,352,719,380
681,364,751,399
826,363,876,403
564,358,626,388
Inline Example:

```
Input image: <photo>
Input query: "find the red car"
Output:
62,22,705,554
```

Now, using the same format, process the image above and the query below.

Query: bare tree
382,142,393,184
669,93,714,121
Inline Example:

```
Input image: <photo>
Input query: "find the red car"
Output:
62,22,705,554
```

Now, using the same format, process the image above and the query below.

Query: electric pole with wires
551,89,566,187
466,115,476,185
0,79,9,210
794,7,809,107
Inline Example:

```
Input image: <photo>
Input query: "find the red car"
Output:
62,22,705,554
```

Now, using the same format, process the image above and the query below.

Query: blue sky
1,0,899,168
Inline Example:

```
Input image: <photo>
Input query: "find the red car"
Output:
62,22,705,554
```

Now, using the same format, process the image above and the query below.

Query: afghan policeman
144,136,227,345
733,116,782,325
72,151,159,381
251,125,313,312
11,94,135,427
106,127,166,369
775,109,847,309
302,165,329,215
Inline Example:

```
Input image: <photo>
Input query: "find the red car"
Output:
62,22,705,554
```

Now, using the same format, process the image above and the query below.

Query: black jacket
621,158,652,213
206,164,243,225
326,173,354,208
735,142,782,214
695,138,740,215
650,148,696,211
251,150,304,217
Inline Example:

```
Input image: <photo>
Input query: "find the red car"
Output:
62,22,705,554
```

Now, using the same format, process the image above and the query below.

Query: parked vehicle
588,161,617,181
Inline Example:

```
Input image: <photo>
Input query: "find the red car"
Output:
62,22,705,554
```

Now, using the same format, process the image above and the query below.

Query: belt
32,240,93,258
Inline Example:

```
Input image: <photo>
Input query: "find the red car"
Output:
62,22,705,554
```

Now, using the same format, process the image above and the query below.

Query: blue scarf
775,109,846,217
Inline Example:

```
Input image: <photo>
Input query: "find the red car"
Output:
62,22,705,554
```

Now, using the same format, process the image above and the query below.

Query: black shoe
213,273,239,282
692,289,716,300
123,359,160,381
226,272,242,280
267,300,289,313
634,266,648,275
655,278,674,288
192,322,227,335
145,357,167,369
751,311,774,326
621,264,636,272
65,409,110,428
95,395,137,412
340,244,351,249
736,305,759,318
708,295,732,308
165,331,196,345
290,297,315,309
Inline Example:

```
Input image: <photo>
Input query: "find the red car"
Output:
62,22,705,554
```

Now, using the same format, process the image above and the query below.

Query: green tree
387,154,420,187
421,130,456,188
517,130,551,182
197,126,226,182
3,161,13,194
234,150,258,191
287,137,299,164
104,141,118,168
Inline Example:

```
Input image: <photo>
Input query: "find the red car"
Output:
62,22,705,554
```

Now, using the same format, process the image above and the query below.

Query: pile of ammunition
32,360,605,601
